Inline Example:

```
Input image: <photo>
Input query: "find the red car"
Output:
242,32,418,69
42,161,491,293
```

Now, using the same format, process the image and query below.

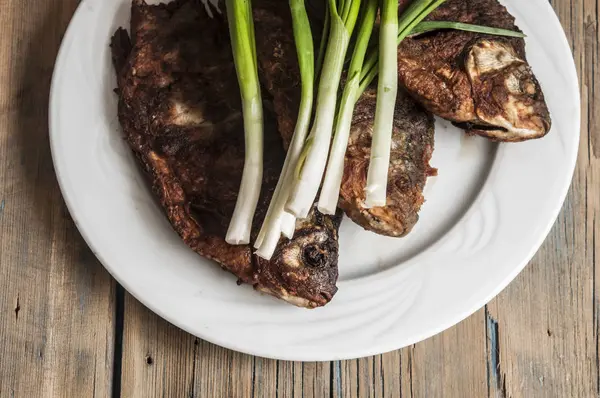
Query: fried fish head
396,0,552,142
254,208,342,308
462,39,552,141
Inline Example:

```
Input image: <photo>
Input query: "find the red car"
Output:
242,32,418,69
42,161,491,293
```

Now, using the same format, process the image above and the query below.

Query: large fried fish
398,0,552,141
110,0,342,308
253,0,436,237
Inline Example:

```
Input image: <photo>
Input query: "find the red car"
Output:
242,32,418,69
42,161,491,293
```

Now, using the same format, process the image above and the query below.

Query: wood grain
119,294,195,397
403,311,488,398
0,0,598,397
0,1,116,397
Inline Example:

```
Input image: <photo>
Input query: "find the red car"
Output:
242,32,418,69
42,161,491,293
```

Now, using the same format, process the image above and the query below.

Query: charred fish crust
110,27,132,77
302,243,335,268
111,0,341,308
396,0,551,142
463,38,551,141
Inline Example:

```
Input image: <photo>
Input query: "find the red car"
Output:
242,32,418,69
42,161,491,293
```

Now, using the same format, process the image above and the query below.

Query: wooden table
0,0,597,396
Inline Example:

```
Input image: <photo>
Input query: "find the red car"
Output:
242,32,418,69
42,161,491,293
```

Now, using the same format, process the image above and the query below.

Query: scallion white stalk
286,0,359,219
225,0,264,245
255,0,314,259
280,212,297,238
318,0,378,214
364,0,399,208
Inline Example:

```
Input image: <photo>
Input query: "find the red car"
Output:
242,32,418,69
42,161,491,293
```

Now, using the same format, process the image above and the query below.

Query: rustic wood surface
0,0,597,396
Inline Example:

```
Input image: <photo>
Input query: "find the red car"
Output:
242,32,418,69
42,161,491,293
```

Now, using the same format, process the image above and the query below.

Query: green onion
315,2,330,82
229,0,524,251
285,0,361,219
255,0,315,259
318,0,378,214
410,21,526,38
364,0,399,208
225,0,264,245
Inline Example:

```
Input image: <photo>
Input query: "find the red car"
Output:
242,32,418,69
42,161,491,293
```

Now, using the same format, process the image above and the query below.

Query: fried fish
110,0,342,308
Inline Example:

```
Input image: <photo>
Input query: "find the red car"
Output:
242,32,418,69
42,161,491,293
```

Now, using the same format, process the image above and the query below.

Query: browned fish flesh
253,0,436,237
397,0,552,141
110,0,342,308
340,89,436,237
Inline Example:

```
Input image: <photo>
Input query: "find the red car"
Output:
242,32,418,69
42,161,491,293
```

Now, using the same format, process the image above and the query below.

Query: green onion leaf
315,2,331,82
410,21,526,38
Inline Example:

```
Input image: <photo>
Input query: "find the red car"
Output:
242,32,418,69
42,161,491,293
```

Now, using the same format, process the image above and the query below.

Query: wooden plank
400,311,488,398
334,356,378,398
119,294,196,398
331,312,486,398
302,361,331,397
484,0,600,397
485,239,596,398
120,294,258,397
0,1,116,397
332,352,402,398
335,359,359,398
379,351,402,398
252,356,277,397
120,297,338,398
276,361,303,398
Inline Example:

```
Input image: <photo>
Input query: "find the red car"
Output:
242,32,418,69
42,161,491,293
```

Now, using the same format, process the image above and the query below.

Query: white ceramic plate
50,0,579,361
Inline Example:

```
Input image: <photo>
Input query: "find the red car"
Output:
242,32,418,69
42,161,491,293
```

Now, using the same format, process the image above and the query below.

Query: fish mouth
464,39,552,141
252,210,341,308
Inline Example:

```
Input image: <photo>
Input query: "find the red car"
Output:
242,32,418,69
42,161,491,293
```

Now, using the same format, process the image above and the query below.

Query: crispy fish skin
110,0,341,308
252,0,436,237
341,89,436,237
398,0,552,141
